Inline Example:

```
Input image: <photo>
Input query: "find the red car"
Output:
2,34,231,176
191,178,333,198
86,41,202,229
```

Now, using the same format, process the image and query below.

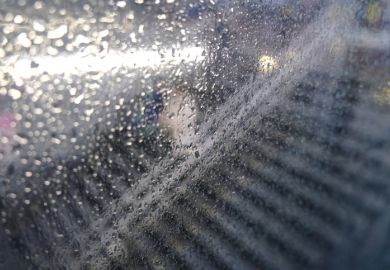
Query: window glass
0,1,389,269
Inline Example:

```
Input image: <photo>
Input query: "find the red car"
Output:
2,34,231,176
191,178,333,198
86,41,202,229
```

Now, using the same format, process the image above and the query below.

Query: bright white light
2,46,205,81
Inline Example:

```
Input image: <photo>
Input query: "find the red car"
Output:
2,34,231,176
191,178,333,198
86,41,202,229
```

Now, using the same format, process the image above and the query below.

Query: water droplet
48,24,68,39
16,33,32,48
33,21,46,32
116,1,126,8
8,89,21,100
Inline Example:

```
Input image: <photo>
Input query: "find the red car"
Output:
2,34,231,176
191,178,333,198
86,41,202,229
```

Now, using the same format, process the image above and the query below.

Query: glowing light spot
258,54,279,74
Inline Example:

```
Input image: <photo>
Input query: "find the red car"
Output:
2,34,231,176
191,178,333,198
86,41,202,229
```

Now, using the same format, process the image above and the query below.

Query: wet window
0,0,390,269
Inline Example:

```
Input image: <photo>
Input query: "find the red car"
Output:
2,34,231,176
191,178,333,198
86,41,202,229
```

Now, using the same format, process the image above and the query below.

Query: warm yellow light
258,54,278,74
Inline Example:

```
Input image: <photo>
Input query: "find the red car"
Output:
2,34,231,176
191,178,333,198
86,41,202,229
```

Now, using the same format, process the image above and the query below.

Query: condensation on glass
0,0,389,269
